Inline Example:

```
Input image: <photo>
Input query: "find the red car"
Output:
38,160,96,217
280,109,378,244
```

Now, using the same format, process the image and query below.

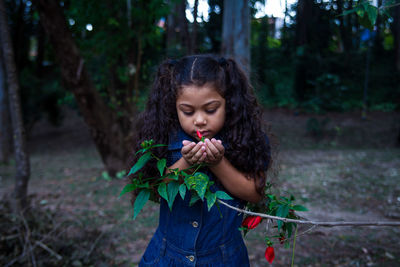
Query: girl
130,54,271,266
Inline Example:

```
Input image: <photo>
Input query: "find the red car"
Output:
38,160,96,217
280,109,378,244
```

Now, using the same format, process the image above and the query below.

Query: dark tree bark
0,0,30,212
32,0,127,175
374,0,384,53
221,0,250,74
294,0,313,103
394,4,400,72
0,50,13,164
167,0,191,56
337,0,350,52
191,0,199,53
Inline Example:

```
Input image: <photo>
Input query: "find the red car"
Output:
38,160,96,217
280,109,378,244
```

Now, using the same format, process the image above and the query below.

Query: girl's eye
206,109,216,114
183,111,193,116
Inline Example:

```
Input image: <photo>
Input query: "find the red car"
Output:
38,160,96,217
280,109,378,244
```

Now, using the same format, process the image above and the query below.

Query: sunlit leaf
205,191,217,211
186,172,209,200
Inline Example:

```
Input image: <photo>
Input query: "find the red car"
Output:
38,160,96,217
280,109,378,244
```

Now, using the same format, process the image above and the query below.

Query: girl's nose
194,114,206,126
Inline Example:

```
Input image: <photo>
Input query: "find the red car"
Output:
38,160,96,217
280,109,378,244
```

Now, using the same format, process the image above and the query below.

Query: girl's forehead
177,84,224,101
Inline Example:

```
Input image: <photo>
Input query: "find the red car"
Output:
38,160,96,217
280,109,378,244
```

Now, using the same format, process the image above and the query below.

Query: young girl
130,54,271,266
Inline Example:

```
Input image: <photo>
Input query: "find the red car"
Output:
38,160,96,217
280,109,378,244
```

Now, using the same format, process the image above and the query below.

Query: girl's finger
182,140,191,146
181,142,196,155
198,151,207,162
193,145,206,162
211,139,224,154
205,139,219,157
204,140,216,160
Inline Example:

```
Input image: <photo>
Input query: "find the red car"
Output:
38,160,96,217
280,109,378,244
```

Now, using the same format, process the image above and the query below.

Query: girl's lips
197,131,210,137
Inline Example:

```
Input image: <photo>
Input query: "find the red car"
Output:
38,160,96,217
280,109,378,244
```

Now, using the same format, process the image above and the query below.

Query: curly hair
128,54,272,197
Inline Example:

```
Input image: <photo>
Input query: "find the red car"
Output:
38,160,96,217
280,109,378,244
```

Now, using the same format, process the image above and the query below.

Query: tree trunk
0,0,30,212
394,4,400,72
32,0,127,175
294,0,312,103
221,0,250,75
191,0,199,54
167,0,191,56
0,50,13,164
337,0,348,52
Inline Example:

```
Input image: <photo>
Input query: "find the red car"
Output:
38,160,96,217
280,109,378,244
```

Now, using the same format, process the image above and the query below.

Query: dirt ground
1,107,399,266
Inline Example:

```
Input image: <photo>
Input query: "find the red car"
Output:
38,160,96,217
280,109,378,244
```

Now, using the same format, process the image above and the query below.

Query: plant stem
291,225,298,267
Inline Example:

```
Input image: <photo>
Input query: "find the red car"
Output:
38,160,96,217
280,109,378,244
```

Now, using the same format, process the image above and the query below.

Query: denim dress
139,128,255,267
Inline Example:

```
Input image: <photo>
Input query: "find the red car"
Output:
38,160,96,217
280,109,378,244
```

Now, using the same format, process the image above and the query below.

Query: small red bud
241,216,262,229
196,130,203,139
265,246,275,264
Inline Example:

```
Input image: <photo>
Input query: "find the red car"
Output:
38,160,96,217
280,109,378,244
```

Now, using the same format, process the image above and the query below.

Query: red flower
241,216,262,229
265,246,275,264
196,130,203,139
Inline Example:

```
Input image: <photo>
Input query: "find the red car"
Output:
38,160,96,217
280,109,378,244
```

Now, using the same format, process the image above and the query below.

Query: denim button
192,221,199,228
186,255,195,262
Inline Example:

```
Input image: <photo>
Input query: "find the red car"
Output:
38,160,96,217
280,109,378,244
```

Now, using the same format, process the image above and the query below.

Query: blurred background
0,0,399,266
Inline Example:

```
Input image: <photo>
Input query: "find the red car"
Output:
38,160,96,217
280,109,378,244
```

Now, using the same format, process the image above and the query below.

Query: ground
0,107,399,266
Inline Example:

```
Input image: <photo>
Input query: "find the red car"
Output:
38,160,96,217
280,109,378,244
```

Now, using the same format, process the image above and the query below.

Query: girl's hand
204,138,224,165
181,140,207,166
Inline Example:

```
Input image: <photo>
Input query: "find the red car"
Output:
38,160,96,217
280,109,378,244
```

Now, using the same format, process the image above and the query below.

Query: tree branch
218,200,400,227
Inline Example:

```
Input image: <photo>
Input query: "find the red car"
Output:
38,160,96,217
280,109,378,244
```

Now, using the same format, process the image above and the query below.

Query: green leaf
133,189,150,219
186,172,209,200
158,183,168,202
366,4,378,26
189,194,200,206
119,183,137,198
276,204,290,231
277,204,290,218
157,159,166,176
292,205,308,211
205,191,217,211
215,191,233,200
167,181,180,210
179,183,186,200
128,152,151,176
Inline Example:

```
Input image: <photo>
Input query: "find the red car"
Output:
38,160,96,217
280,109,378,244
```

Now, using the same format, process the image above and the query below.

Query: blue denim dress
139,128,254,267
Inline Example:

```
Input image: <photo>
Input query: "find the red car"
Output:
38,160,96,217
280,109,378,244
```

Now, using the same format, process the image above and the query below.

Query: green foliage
122,140,233,219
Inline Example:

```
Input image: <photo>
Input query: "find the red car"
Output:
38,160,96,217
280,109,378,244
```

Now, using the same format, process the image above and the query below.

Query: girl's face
176,84,226,141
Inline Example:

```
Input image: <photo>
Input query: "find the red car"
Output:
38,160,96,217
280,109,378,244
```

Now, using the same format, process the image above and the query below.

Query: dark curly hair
128,54,272,197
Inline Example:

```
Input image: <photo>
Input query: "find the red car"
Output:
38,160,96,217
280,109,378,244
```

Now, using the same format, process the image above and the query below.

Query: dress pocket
139,236,165,266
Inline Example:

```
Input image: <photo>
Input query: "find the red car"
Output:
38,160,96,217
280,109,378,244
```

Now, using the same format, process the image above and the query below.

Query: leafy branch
119,139,233,219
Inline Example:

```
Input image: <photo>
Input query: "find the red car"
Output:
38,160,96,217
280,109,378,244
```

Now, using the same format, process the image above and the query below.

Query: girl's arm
209,156,263,203
203,138,262,203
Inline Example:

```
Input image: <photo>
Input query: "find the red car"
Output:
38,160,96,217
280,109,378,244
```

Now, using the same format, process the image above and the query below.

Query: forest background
0,0,399,266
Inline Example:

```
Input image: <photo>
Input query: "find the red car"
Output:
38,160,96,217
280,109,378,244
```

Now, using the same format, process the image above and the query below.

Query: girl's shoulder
168,127,194,151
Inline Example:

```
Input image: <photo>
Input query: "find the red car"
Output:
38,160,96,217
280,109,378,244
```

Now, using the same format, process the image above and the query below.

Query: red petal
265,246,275,264
196,130,202,139
242,216,262,229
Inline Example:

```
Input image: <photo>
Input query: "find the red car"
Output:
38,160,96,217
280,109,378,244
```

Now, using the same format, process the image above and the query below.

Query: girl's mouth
197,130,210,138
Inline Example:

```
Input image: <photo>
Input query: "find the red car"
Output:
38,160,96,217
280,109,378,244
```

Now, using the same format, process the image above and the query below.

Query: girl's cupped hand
204,138,224,165
182,138,224,166
181,140,207,165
